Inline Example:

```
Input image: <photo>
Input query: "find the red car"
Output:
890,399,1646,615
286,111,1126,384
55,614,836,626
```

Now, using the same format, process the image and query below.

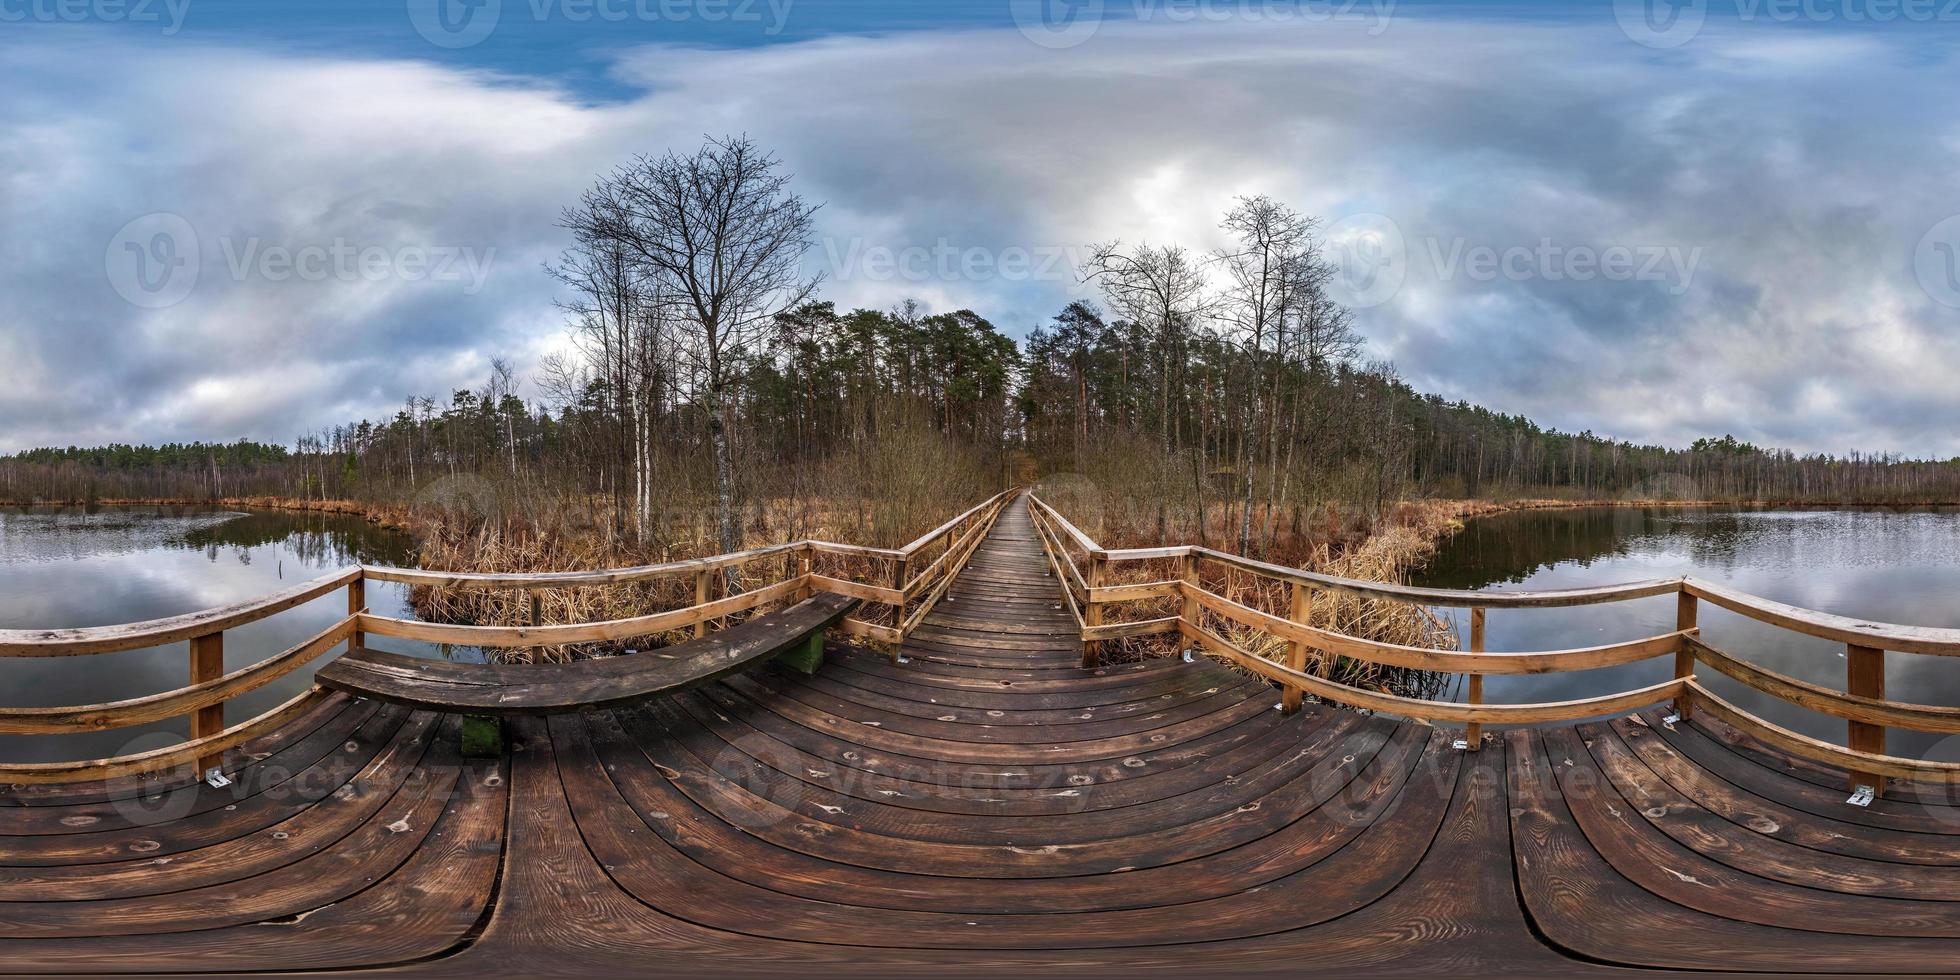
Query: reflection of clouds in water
0,508,247,565
1418,507,1960,758
0,506,414,570
0,507,417,765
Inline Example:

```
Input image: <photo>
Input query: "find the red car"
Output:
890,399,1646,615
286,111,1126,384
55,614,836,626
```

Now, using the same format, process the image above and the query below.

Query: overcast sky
3,2,1959,457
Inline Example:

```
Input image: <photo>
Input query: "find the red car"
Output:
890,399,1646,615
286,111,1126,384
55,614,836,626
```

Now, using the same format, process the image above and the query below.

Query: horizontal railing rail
0,489,1017,786
1028,491,1960,798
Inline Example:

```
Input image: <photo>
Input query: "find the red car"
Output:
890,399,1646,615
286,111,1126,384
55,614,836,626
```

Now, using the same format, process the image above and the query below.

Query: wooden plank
189,631,225,773
15,499,1960,972
1686,576,1960,656
358,576,805,646
1675,590,1698,720
1686,635,1960,734
898,487,1018,555
1847,643,1886,794
1180,619,1688,725
1686,680,1960,784
363,542,806,589
1191,546,1680,609
1282,583,1311,716
319,595,859,714
808,574,905,606
693,569,711,640
1082,616,1180,641
1089,579,1180,603
1081,556,1105,669
0,618,353,734
1464,606,1485,748
0,688,332,785
1182,582,1689,674
348,575,365,650
1025,493,1100,554
0,567,360,657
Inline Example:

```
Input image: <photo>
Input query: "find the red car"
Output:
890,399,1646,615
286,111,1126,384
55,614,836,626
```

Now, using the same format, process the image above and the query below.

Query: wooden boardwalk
6,504,1960,975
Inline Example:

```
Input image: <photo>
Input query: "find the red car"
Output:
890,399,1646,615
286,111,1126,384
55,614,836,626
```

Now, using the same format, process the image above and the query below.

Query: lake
12,503,1960,768
1417,506,1960,761
0,505,416,764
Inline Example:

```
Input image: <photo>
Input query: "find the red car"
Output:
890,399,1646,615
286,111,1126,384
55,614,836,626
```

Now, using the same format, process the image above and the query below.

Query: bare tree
1216,195,1316,554
1083,242,1211,454
577,135,821,565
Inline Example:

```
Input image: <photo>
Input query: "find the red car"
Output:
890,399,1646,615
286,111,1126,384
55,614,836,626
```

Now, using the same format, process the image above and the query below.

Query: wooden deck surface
5,504,1960,975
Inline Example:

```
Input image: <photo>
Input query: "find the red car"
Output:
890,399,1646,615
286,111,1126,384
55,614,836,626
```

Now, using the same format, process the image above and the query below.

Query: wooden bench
316,593,859,718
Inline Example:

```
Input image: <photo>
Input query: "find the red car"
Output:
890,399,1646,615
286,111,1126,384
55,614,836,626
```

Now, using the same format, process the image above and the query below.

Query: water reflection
0,506,416,764
1418,507,1960,759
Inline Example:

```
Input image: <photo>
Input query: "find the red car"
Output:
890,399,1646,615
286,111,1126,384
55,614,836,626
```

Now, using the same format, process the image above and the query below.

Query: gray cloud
2,18,1958,455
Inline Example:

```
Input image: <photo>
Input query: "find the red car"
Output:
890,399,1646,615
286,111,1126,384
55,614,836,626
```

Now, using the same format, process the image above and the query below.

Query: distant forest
7,138,1960,560
6,304,1956,548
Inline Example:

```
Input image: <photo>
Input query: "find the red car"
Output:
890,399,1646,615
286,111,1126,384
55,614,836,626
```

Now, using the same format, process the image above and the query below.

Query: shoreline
0,496,422,535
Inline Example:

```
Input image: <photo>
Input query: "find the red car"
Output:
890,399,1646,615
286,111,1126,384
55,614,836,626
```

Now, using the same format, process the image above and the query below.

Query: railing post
1179,552,1200,627
1464,607,1486,749
694,568,711,639
797,547,813,601
1282,582,1311,715
189,630,225,775
1674,589,1698,720
1082,554,1104,669
894,556,910,642
347,573,365,649
1846,643,1886,796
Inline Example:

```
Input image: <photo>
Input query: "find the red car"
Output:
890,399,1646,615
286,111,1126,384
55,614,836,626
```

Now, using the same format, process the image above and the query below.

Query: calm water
0,506,416,764
1417,507,1960,760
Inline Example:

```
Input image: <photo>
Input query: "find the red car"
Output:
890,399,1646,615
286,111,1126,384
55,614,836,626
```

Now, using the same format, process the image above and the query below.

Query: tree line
7,137,1960,563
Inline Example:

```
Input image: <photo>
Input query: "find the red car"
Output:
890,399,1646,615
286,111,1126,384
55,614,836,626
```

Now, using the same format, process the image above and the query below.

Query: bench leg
779,630,826,675
460,715,505,758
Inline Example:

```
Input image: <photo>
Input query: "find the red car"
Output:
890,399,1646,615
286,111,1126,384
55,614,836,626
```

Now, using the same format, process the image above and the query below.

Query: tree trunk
708,395,740,590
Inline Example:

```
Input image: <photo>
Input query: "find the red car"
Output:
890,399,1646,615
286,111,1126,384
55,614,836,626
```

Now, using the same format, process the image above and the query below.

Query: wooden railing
0,489,1016,786
1028,492,1960,798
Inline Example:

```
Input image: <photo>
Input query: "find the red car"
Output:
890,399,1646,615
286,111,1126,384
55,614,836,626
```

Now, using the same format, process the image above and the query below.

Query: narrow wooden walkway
5,504,1960,975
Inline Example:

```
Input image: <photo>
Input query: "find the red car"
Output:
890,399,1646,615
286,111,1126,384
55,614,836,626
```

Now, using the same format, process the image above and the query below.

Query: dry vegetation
1038,482,1489,699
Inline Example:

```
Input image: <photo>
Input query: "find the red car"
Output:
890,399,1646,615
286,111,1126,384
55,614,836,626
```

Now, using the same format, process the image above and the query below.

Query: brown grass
1050,493,1482,700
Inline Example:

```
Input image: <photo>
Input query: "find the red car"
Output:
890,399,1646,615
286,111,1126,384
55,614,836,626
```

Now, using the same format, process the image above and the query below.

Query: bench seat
316,593,859,715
